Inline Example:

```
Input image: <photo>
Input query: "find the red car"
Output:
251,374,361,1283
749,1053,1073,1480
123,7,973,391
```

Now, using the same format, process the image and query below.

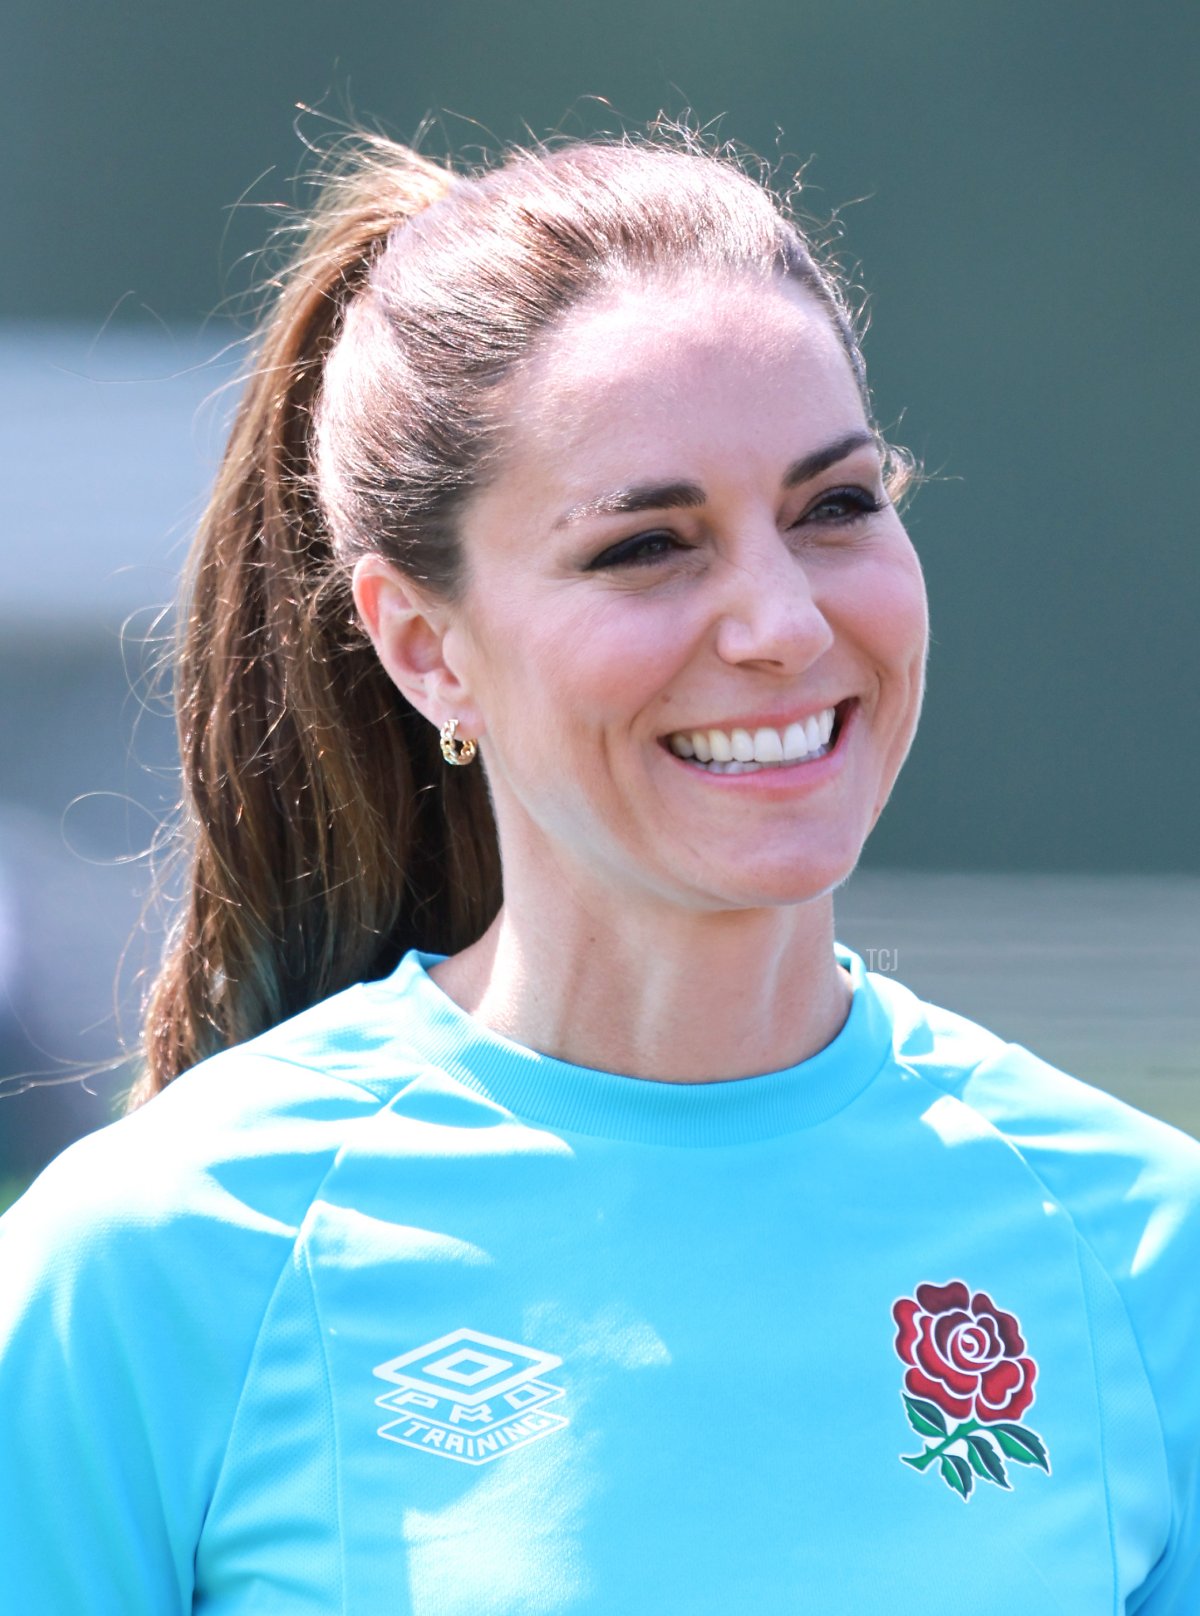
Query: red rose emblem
892,1279,1037,1423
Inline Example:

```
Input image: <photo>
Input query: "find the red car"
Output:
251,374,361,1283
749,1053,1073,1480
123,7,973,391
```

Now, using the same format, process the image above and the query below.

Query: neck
430,870,852,1084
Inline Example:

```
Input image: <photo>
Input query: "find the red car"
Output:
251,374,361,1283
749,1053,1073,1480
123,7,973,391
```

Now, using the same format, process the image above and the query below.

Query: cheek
846,546,929,687
472,598,689,852
484,596,692,738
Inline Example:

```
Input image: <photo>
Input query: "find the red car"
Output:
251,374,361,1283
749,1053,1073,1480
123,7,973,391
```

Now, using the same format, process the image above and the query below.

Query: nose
712,532,835,671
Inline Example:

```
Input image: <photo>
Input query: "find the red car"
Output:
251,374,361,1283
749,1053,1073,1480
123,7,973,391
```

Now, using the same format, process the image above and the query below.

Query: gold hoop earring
439,718,478,766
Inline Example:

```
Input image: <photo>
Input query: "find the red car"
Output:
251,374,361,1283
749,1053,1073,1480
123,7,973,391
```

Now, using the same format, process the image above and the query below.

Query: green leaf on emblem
990,1423,1050,1471
902,1395,948,1438
940,1453,973,1499
965,1434,1011,1488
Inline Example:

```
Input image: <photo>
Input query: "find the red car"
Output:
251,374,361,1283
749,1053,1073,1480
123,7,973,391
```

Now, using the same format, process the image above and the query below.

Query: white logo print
373,1327,569,1466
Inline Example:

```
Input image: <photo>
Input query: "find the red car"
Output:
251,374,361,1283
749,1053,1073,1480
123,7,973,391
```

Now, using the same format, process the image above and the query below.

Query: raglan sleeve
954,1042,1200,1611
0,1056,345,1615
1124,1146,1200,1614
0,1133,202,1611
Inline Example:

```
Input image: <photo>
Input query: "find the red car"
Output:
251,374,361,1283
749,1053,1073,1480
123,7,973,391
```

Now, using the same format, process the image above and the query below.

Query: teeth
753,727,783,764
665,706,840,772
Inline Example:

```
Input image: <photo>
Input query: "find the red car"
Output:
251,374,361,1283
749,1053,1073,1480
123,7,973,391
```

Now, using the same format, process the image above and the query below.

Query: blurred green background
1,0,1196,1202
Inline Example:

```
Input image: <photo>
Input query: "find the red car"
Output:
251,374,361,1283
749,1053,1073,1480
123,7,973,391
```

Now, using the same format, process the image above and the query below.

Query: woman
1,126,1196,1613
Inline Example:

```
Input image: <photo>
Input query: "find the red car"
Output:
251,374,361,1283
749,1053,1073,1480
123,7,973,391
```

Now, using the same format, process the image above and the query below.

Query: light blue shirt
1,945,1197,1611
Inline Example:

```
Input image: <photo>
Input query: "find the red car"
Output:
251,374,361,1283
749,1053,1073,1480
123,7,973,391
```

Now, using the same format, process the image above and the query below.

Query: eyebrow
552,429,880,529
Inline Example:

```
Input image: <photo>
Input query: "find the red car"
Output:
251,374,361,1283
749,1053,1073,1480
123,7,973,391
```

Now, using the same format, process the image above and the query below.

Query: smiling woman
0,122,1197,1614
350,268,927,1080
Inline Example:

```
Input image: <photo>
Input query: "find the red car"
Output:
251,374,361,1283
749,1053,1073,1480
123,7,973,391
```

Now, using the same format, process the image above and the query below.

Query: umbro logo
373,1327,569,1466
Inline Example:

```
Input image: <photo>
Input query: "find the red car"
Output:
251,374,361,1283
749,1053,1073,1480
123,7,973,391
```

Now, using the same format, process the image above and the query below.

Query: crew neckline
382,943,895,1147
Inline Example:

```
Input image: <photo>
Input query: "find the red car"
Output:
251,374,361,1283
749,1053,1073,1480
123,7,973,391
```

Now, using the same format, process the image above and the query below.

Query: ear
352,555,483,738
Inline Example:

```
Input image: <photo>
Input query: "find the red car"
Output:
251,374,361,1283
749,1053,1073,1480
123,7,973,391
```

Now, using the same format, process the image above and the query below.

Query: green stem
902,1418,980,1470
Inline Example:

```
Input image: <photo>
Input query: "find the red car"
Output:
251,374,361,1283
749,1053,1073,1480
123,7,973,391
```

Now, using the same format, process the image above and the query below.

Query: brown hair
137,122,909,1101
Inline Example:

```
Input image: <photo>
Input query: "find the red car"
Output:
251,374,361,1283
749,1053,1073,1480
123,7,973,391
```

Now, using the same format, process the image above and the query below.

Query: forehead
491,273,867,495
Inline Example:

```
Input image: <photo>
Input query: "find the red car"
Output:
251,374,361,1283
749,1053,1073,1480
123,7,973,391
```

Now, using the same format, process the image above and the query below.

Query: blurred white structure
0,323,243,1182
0,322,243,627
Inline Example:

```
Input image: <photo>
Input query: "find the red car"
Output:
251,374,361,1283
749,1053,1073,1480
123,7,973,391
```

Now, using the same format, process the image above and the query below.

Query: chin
683,849,865,914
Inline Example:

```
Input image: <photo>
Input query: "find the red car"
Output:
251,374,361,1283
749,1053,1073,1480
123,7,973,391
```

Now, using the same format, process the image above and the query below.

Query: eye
585,530,686,571
796,485,886,526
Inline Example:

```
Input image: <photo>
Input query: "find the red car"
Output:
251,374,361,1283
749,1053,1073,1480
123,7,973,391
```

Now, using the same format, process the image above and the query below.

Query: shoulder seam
895,1042,1174,1524
198,1051,423,1602
299,1241,349,1613
1071,1229,1123,1604
198,1120,361,1532
199,1054,431,1526
238,1049,423,1106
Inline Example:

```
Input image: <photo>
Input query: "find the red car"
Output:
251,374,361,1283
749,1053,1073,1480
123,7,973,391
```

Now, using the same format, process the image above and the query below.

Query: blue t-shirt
1,944,1198,1613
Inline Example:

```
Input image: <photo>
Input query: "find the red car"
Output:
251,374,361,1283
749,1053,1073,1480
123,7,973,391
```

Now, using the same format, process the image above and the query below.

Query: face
438,272,929,915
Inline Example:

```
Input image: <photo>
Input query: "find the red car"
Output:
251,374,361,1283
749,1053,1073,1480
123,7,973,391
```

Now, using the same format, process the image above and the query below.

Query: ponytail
137,145,500,1100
